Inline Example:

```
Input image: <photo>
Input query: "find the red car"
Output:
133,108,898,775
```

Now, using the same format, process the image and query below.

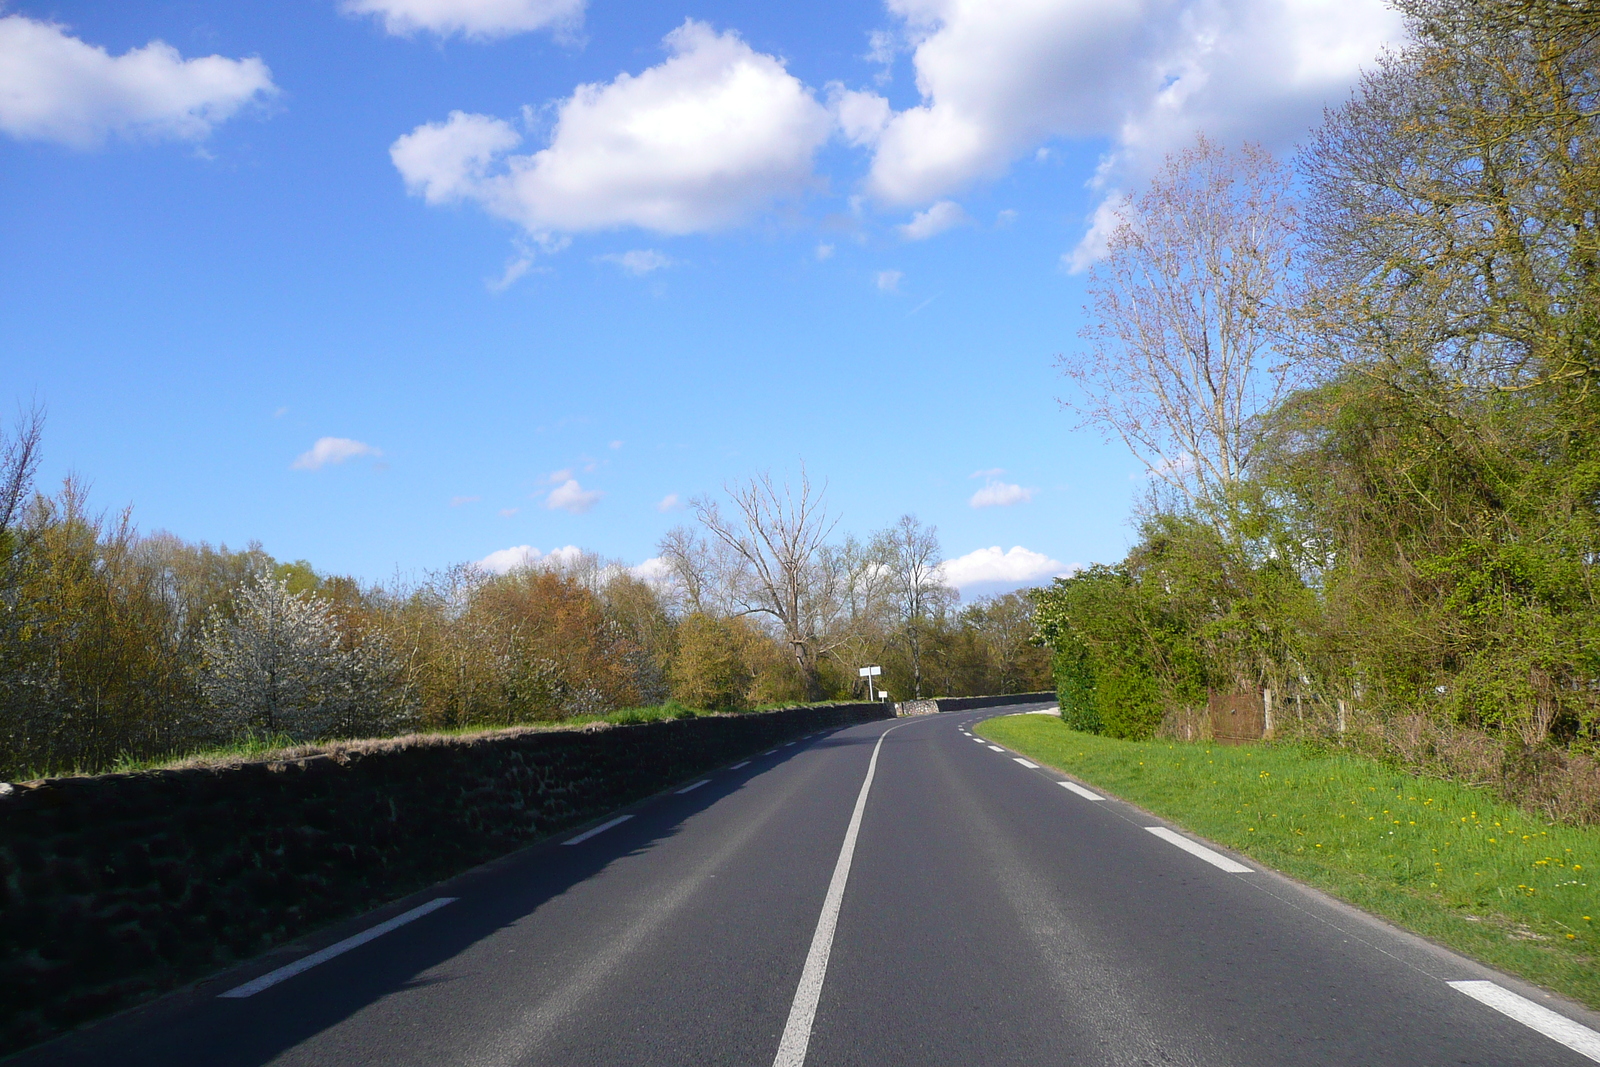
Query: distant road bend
26,704,1600,1066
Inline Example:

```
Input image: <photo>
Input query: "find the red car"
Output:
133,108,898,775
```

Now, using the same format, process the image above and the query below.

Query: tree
872,515,954,698
669,612,753,710
199,575,352,738
1062,136,1299,519
691,468,842,701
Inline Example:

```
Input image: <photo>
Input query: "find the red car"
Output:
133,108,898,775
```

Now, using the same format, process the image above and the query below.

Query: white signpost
858,665,882,701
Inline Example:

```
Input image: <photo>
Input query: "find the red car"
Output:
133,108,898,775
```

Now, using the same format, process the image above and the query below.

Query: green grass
978,713,1600,1009
14,698,862,780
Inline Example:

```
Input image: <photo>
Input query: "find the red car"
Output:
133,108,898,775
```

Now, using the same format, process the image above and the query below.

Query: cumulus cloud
292,437,382,471
657,493,683,512
969,479,1035,508
941,545,1074,590
392,21,832,237
898,199,968,240
479,543,584,574
546,478,602,513
875,269,903,292
341,0,583,39
0,15,276,148
815,243,835,260
631,556,673,586
856,0,1401,213
598,249,673,275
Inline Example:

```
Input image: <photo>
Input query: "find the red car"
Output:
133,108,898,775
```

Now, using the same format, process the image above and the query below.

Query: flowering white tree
199,575,410,740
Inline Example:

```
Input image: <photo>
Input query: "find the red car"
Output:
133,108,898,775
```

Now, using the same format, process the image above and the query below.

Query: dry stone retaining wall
0,702,888,1055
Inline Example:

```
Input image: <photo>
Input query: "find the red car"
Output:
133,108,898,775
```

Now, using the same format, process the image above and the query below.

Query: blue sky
0,0,1401,595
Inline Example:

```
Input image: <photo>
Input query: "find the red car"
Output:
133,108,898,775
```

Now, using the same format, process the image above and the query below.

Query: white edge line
771,727,893,1067
563,813,633,845
218,897,457,998
1013,758,1039,769
731,760,751,769
1450,981,1600,1062
1059,781,1104,801
1144,826,1253,874
676,780,709,794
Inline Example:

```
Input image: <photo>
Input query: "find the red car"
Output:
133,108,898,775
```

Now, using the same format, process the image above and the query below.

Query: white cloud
941,545,1073,589
341,0,583,39
598,249,674,275
547,478,603,513
479,543,584,574
449,495,481,506
898,199,968,240
609,439,623,449
547,467,573,483
392,21,832,237
969,479,1035,508
657,493,683,512
1064,192,1131,272
875,269,903,292
858,0,1401,211
971,467,1005,479
0,15,276,148
829,83,892,146
631,556,673,585
815,243,835,261
292,437,382,471
499,507,520,517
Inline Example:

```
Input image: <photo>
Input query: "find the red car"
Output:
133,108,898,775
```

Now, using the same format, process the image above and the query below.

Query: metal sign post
858,665,882,701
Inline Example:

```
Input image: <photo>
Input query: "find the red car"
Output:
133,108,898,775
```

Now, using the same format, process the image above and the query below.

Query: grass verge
978,713,1600,1009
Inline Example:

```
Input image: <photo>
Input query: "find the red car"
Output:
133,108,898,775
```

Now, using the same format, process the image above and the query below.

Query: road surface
20,705,1600,1066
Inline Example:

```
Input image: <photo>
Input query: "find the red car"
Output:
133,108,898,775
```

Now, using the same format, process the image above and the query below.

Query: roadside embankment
978,714,1600,1011
0,702,888,1055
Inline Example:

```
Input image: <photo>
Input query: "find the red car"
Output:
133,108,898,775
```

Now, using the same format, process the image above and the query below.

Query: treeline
1034,0,1600,816
0,428,1046,780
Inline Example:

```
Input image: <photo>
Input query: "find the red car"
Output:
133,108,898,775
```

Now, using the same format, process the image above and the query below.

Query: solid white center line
731,761,751,770
676,780,709,794
1450,981,1600,1062
1012,758,1039,769
1144,826,1252,873
986,745,1005,752
563,814,633,846
1059,781,1104,801
771,727,892,1067
218,897,457,998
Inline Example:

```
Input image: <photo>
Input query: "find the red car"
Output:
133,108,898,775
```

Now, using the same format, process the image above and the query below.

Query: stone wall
0,702,888,1055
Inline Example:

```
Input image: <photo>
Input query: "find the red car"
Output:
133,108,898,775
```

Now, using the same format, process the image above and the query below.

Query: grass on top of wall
14,700,865,782
977,713,1600,1011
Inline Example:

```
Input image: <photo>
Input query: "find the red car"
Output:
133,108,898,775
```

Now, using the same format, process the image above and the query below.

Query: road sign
858,666,882,677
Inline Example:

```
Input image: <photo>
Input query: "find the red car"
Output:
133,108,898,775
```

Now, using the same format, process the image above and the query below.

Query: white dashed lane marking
1059,781,1104,801
564,814,634,845
218,897,457,998
986,745,1005,752
676,780,709,794
1013,758,1038,769
1449,981,1600,1062
731,761,751,770
1145,826,1252,873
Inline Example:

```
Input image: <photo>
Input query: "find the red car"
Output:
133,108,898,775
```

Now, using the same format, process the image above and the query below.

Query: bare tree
1061,136,1299,518
873,514,955,698
0,405,44,535
691,468,841,700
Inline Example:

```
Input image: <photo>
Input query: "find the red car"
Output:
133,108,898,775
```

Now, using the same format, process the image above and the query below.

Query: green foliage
669,613,753,711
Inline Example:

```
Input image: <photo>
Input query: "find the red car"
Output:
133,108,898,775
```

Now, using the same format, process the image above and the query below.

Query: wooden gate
1209,689,1266,743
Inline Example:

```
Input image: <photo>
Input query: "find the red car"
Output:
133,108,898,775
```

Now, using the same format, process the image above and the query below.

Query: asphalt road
19,705,1600,1066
